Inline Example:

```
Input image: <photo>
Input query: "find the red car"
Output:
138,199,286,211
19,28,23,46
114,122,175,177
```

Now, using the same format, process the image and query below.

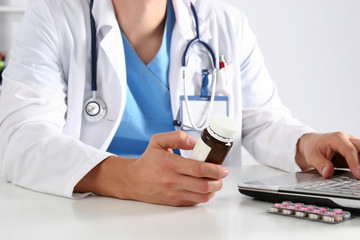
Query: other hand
296,132,360,179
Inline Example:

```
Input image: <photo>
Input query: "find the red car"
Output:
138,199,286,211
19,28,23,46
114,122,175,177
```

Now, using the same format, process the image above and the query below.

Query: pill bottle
190,115,239,165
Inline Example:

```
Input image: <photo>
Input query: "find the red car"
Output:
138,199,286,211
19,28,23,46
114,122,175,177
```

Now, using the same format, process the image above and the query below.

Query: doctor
0,0,359,206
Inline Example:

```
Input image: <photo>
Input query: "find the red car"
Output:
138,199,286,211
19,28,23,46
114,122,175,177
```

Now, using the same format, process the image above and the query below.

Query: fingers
156,163,222,206
299,132,360,179
149,131,228,180
159,176,221,206
150,131,198,150
349,138,360,179
128,131,226,207
306,132,360,179
180,191,216,204
329,133,360,179
170,175,223,194
146,190,215,207
163,190,216,207
310,152,334,178
173,157,228,180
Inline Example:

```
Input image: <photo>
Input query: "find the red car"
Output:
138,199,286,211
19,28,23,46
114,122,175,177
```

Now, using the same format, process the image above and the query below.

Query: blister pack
268,201,352,224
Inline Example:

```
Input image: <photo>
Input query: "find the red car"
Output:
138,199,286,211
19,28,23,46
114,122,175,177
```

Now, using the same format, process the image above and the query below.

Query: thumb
310,152,334,178
150,131,198,150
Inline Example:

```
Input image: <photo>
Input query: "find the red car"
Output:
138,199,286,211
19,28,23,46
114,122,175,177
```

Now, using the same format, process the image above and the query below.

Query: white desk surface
0,164,358,240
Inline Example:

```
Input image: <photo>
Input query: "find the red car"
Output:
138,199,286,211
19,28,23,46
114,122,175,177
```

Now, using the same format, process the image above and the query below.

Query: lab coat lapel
169,0,195,121
92,0,126,90
172,0,195,40
82,1,126,150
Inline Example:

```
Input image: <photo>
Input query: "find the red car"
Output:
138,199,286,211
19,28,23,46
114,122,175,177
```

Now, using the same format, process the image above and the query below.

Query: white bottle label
189,139,211,161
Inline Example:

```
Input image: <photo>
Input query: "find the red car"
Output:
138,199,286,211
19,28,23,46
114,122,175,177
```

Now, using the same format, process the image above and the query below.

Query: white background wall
223,0,360,138
0,0,28,54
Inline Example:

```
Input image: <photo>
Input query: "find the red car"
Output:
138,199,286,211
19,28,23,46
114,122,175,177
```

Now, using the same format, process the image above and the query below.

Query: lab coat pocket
216,63,234,96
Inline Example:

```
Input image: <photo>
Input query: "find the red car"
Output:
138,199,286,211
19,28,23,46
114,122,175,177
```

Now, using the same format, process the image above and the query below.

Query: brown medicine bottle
190,115,239,165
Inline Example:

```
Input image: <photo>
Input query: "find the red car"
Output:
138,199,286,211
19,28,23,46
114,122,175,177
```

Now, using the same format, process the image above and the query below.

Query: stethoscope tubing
90,0,97,93
181,3,218,130
84,0,107,123
86,1,218,128
183,66,217,131
182,3,217,68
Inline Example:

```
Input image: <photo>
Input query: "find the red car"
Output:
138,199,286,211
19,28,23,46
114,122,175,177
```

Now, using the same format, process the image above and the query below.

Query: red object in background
219,54,226,69
0,51,5,62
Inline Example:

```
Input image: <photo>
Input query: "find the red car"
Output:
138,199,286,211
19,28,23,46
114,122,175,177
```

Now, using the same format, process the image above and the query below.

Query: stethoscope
84,0,217,130
178,3,217,131
83,0,107,122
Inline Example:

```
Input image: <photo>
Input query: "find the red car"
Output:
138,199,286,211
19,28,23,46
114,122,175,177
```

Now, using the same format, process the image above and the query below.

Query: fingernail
321,165,330,177
223,168,229,178
188,136,198,146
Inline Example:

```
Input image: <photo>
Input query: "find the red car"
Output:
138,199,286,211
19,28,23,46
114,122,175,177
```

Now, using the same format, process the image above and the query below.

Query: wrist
99,155,135,199
74,155,134,199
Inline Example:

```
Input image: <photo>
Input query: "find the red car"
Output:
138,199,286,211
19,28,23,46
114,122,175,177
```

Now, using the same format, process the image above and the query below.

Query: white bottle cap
207,115,239,143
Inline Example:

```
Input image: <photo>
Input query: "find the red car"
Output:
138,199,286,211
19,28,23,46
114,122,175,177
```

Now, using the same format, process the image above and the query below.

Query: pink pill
275,203,283,208
289,205,296,210
301,207,308,212
282,201,290,207
327,211,335,216
319,208,327,213
308,206,316,211
334,209,343,215
314,209,321,214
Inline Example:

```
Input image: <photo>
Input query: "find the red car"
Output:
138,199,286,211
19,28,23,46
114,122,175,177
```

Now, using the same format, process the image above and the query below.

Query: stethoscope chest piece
83,97,107,122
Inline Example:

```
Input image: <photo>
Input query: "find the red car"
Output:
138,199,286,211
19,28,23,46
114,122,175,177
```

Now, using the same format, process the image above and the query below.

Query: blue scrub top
107,0,177,157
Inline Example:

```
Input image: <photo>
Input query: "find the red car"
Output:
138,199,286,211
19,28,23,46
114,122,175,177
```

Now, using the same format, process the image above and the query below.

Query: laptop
238,168,360,211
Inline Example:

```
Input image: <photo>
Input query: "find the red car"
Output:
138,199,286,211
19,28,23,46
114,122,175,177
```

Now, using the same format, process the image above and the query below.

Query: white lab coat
0,0,313,198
